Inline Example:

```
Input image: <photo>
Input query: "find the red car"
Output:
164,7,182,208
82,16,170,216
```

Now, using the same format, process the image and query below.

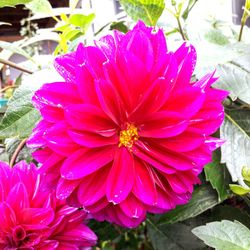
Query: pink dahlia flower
28,21,228,228
0,161,97,249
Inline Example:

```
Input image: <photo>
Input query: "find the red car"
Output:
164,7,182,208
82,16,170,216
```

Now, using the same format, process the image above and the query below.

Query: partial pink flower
28,21,228,228
0,161,97,249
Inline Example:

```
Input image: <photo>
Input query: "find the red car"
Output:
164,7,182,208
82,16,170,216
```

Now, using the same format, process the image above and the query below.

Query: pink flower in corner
28,21,228,228
0,161,97,249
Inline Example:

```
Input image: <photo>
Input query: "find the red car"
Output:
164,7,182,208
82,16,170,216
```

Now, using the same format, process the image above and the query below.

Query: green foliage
147,220,206,250
204,150,231,202
221,110,250,186
192,220,250,250
119,0,165,26
229,184,250,196
110,21,129,33
204,29,230,46
216,62,250,104
25,0,53,15
0,84,41,139
0,0,32,7
54,13,95,54
156,185,219,225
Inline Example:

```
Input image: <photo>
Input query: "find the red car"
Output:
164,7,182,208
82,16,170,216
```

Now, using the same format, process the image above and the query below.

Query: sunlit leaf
229,184,250,195
192,220,250,250
0,0,32,7
120,0,165,26
221,110,250,186
25,0,53,15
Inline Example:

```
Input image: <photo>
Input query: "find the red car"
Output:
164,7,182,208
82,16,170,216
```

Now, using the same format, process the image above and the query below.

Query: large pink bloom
28,21,228,228
0,161,97,249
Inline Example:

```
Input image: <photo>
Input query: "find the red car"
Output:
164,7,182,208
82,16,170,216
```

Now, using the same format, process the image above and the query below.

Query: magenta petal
34,82,81,108
22,208,54,226
130,77,171,120
95,79,124,125
164,87,205,117
173,42,196,89
120,194,145,219
54,224,97,246
65,104,116,136
77,167,109,206
61,147,114,180
132,160,157,206
76,63,99,105
44,123,78,156
56,179,81,200
140,111,188,138
6,182,29,212
0,202,16,231
164,174,190,194
135,141,196,170
133,144,176,174
106,148,135,204
156,131,205,152
54,51,76,82
68,129,118,148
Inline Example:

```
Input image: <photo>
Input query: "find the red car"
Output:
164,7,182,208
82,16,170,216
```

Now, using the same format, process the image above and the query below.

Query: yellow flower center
119,124,139,148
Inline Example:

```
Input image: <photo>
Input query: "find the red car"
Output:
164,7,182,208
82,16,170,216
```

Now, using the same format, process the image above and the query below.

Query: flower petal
68,129,118,148
139,111,188,138
61,147,114,180
106,148,135,204
65,104,116,136
119,194,145,219
77,166,110,206
7,182,29,213
132,159,157,206
0,202,16,231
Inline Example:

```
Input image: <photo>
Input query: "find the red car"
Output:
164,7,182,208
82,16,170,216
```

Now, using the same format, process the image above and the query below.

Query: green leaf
204,29,230,46
204,150,231,202
0,85,41,139
215,62,250,104
229,184,250,195
0,69,62,139
0,0,32,7
25,0,53,15
242,166,250,181
147,219,206,250
221,110,250,186
192,220,250,250
68,13,95,32
119,0,165,26
156,185,219,225
110,21,129,33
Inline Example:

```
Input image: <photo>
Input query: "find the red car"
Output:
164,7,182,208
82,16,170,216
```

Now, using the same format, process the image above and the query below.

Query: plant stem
0,58,33,74
238,22,244,41
10,139,27,168
0,85,17,93
176,16,186,40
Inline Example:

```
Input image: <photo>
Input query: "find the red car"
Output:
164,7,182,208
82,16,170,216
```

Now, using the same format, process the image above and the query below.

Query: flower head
0,161,97,249
28,21,228,228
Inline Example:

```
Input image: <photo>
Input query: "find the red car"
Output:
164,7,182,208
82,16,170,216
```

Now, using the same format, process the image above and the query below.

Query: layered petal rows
28,21,228,228
0,161,97,249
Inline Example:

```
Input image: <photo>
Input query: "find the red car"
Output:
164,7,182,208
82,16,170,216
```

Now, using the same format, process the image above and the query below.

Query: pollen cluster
119,124,139,148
